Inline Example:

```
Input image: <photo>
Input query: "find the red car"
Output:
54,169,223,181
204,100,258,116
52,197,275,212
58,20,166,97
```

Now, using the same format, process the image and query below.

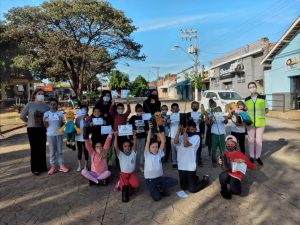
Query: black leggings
231,132,246,154
27,127,47,173
178,170,208,193
77,141,89,160
219,172,241,195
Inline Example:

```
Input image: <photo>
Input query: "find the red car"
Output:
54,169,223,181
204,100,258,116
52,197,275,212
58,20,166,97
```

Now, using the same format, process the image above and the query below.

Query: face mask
187,132,196,137
103,96,110,102
117,109,124,114
226,145,237,151
192,108,198,112
249,88,257,94
124,150,132,156
36,94,44,102
81,109,87,116
136,112,142,116
161,110,167,114
150,94,158,100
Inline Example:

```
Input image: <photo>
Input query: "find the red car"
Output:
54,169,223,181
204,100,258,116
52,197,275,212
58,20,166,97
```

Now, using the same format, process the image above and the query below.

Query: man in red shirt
219,135,254,199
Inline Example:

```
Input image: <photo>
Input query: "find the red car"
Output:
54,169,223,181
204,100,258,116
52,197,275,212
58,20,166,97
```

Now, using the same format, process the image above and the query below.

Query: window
237,74,245,83
218,92,242,100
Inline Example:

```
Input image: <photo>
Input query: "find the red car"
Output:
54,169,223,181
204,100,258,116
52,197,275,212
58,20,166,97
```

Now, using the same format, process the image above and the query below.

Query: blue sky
1,0,299,81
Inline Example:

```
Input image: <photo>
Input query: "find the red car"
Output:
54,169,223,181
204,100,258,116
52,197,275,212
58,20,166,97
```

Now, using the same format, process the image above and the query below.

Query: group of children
42,97,254,202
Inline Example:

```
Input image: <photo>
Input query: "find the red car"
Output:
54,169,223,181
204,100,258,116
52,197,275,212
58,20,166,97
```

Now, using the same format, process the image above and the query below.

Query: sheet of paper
135,120,145,133
121,89,130,99
142,113,152,121
118,124,133,136
213,112,226,121
170,113,180,122
176,190,188,198
93,118,104,125
111,90,118,98
101,125,112,135
231,162,247,174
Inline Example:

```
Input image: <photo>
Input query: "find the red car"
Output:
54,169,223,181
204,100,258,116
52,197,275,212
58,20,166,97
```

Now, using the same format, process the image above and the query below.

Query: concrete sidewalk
0,117,299,225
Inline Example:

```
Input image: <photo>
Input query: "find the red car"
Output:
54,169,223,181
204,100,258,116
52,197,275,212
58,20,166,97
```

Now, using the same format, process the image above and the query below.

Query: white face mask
36,94,44,102
103,96,110,102
136,112,142,116
161,110,167,114
117,109,124,114
249,88,257,94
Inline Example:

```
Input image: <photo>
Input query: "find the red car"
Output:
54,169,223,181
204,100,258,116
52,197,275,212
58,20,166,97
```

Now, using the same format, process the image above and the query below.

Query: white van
200,90,243,112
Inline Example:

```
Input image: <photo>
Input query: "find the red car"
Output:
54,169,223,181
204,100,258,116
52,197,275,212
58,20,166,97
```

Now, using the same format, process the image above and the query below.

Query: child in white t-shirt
144,123,178,201
75,105,89,172
174,121,209,193
168,103,180,168
43,98,69,175
114,131,139,202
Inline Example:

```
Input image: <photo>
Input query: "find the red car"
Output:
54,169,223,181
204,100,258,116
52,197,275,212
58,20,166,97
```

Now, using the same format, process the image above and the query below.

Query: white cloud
136,13,228,32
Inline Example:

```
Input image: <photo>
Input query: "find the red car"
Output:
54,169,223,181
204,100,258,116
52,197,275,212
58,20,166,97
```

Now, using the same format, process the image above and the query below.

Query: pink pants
81,168,111,183
247,126,265,159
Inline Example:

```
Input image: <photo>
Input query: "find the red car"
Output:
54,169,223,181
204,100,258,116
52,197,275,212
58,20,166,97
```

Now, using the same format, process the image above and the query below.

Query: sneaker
71,145,76,151
89,180,98,186
98,179,108,186
256,158,263,166
48,166,57,175
33,171,40,176
220,190,232,200
249,157,254,163
172,164,178,169
59,165,70,173
76,166,82,172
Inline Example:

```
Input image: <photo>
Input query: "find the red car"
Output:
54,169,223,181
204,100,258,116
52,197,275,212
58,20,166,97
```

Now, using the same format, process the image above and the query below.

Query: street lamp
172,44,200,101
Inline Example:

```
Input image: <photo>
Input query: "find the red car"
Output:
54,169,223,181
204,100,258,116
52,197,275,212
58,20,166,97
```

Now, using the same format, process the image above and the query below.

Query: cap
225,135,237,144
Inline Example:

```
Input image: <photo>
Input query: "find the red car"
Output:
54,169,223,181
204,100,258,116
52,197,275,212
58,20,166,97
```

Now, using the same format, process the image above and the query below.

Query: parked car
200,90,243,112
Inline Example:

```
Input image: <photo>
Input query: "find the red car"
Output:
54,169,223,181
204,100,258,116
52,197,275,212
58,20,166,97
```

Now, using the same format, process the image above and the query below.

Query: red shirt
224,150,254,181
109,104,131,131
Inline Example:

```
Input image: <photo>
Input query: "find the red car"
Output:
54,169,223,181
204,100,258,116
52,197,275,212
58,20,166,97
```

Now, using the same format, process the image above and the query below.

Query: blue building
261,16,300,110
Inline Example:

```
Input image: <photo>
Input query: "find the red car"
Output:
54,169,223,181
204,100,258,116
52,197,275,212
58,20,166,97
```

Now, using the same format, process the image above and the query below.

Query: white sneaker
76,166,82,172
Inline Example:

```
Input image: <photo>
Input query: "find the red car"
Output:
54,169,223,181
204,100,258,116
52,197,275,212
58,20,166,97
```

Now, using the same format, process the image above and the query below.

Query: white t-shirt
43,111,64,136
144,149,164,179
75,119,84,142
230,121,246,133
118,151,136,173
211,112,226,135
176,135,200,171
190,111,201,132
169,113,180,138
251,96,269,109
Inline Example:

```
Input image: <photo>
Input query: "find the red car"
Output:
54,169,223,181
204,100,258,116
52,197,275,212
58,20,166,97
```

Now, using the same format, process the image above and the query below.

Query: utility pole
179,29,199,101
152,66,160,89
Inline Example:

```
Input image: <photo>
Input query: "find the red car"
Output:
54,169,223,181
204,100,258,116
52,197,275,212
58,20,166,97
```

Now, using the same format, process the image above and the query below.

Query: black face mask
226,145,237,151
187,132,196,137
150,94,158,100
192,108,198,112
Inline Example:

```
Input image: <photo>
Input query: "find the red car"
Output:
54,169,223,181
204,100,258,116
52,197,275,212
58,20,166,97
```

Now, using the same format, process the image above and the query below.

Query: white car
200,90,244,112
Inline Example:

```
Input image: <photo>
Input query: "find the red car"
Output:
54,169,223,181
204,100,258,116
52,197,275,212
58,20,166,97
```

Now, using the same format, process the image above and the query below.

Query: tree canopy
3,0,145,98
108,70,130,91
131,75,148,96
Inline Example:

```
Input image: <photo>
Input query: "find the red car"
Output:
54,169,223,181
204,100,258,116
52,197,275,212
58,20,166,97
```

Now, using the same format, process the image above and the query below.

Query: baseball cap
225,135,237,144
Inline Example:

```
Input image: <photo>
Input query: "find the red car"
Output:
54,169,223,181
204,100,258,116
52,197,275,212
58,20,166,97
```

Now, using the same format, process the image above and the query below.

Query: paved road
0,117,299,225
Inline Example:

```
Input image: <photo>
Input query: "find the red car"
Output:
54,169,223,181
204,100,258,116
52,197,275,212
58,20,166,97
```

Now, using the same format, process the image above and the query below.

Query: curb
0,124,26,135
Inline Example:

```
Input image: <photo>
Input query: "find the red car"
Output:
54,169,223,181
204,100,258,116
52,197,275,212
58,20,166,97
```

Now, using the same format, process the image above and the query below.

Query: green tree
130,75,148,96
0,22,31,83
3,0,145,99
108,70,130,91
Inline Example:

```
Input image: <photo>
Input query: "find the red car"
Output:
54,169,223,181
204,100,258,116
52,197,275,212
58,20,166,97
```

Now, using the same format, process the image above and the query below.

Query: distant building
157,74,177,99
261,16,300,110
170,66,194,100
209,38,272,97
99,78,110,91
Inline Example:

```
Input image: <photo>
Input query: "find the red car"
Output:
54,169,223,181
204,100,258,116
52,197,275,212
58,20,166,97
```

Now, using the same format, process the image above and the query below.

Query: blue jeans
145,176,178,201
